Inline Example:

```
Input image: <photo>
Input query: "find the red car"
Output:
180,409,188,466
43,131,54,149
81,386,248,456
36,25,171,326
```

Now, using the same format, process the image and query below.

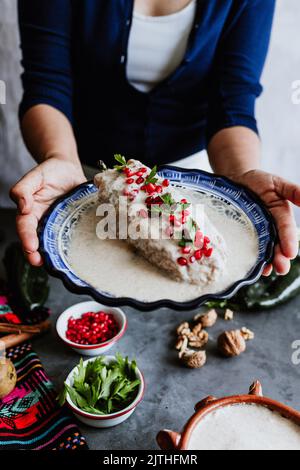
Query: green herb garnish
114,154,127,171
58,354,141,415
160,193,176,207
145,165,158,184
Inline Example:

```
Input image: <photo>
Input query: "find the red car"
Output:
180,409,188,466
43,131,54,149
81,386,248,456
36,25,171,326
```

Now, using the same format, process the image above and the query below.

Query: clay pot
157,381,300,450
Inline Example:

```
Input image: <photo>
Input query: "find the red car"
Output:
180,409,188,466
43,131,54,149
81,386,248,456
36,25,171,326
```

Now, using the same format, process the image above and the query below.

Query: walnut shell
181,349,207,369
218,330,246,358
241,327,255,341
224,309,234,321
189,330,209,348
178,336,188,358
192,323,202,335
177,322,190,336
194,309,218,328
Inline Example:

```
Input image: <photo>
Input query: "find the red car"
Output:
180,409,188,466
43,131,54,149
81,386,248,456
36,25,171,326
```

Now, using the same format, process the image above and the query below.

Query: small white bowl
56,301,127,356
65,356,145,428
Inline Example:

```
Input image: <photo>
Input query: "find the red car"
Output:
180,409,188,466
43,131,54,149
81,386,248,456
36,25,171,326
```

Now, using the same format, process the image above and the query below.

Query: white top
126,1,197,93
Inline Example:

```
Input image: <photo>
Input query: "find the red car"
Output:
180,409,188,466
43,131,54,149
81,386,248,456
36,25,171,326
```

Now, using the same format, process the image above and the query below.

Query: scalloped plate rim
38,165,277,312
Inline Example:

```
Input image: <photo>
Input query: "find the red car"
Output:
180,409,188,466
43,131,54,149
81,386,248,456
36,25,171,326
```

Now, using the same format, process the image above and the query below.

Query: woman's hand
10,157,87,266
230,170,300,276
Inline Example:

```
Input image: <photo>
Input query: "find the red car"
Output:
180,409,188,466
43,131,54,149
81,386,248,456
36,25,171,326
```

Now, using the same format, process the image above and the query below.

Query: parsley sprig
114,154,127,171
145,165,158,184
58,354,141,415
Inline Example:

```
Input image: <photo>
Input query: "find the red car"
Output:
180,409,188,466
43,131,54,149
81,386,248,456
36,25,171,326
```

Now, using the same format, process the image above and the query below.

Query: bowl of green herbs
59,354,145,428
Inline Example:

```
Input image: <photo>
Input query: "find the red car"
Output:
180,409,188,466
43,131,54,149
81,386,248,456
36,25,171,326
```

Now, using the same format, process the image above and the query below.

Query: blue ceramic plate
38,166,277,311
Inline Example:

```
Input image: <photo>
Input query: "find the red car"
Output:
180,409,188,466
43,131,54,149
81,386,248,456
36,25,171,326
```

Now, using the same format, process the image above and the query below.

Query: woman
11,0,300,275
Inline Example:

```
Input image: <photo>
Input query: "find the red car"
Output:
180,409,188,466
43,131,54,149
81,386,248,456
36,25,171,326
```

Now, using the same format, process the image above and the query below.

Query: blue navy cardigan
18,0,275,167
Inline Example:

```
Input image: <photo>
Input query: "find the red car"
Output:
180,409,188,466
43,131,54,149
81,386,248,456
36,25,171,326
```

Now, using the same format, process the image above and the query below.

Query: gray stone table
1,208,300,450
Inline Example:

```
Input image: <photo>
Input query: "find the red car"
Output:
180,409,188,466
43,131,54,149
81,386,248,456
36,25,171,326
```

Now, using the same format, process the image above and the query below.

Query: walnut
194,309,217,328
178,336,188,359
180,349,207,369
177,322,190,336
189,330,209,348
192,323,202,336
218,330,246,357
175,336,185,350
241,327,255,341
224,309,234,321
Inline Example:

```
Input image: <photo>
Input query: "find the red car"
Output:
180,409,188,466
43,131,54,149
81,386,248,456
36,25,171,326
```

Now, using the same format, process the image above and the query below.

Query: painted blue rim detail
38,166,277,312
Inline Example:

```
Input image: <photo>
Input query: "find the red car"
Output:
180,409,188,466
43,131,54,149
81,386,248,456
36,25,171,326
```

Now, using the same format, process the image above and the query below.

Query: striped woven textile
0,296,88,450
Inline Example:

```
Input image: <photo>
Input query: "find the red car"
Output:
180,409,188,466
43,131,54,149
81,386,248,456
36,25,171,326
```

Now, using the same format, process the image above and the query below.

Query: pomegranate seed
204,247,213,257
136,176,145,185
181,215,188,225
126,178,134,185
140,167,148,173
139,209,148,218
177,257,188,266
146,183,156,193
204,236,211,245
123,190,130,196
124,169,135,177
146,196,154,205
136,171,144,177
169,214,175,224
195,250,203,260
162,179,170,187
156,186,163,193
141,185,147,191
154,196,163,205
194,230,204,248
181,198,188,204
181,246,191,254
189,256,196,264
165,227,174,237
65,311,119,345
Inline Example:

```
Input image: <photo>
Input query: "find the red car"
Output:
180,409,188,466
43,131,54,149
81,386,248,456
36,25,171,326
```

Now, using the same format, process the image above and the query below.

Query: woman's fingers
270,201,298,260
11,169,44,266
274,176,300,207
27,251,43,267
262,264,273,277
273,245,291,275
16,213,42,266
10,167,42,215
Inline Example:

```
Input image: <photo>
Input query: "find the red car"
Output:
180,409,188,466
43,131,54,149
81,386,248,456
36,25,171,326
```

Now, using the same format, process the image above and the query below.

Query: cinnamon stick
0,320,51,349
0,319,51,335
1,333,34,349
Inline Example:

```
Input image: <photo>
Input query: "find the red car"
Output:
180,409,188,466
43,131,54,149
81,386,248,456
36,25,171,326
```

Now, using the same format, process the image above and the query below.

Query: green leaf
65,384,89,409
63,354,140,415
57,386,67,407
160,193,176,207
81,404,106,415
114,154,127,166
72,358,86,390
114,154,127,171
145,165,158,184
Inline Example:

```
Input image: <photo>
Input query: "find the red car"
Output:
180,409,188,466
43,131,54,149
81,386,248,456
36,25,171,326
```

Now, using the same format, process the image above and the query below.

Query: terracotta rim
179,395,300,450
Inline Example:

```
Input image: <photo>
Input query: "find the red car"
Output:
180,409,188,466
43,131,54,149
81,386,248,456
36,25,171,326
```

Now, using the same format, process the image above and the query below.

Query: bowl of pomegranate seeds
56,301,127,356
